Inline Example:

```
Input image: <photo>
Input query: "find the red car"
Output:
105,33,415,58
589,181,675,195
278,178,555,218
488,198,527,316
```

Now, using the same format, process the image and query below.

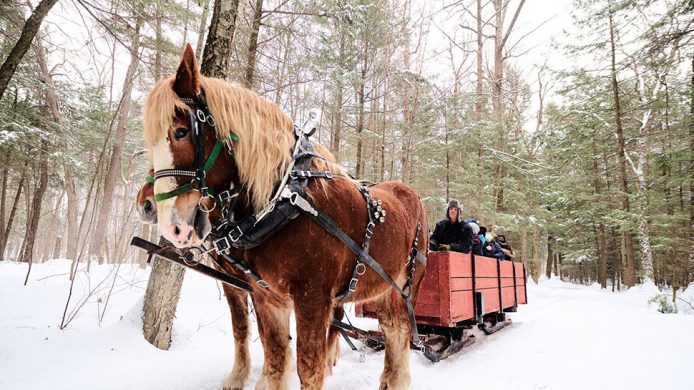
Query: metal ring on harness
198,195,216,213
355,263,366,275
182,247,204,266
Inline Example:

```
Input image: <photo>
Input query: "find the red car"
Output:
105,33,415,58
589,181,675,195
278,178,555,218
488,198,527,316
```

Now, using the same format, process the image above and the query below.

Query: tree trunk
474,0,483,121
195,0,211,58
89,15,142,263
0,0,58,100
0,150,10,257
608,13,635,287
331,24,347,160
201,0,240,78
591,139,608,288
142,237,186,350
242,0,263,89
20,141,48,264
354,58,367,178
545,235,554,279
0,171,24,260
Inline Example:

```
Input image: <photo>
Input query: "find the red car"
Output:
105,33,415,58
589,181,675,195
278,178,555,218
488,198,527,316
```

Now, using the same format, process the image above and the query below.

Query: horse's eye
174,127,189,140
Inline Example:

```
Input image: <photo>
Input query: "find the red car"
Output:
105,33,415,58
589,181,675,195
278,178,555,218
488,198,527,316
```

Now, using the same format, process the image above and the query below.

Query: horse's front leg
221,286,251,390
254,299,292,390
294,298,333,390
374,287,412,390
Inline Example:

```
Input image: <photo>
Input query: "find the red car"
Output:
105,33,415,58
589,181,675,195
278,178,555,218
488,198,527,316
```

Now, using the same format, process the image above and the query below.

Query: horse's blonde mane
143,75,347,211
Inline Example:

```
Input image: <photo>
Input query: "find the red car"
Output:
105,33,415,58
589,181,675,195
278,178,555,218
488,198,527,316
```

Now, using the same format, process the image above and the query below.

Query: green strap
145,175,155,185
153,140,224,202
155,183,193,202
204,140,222,172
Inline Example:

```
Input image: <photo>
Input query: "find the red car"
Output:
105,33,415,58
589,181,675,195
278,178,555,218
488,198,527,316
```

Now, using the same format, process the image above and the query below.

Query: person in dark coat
429,199,473,253
496,234,515,261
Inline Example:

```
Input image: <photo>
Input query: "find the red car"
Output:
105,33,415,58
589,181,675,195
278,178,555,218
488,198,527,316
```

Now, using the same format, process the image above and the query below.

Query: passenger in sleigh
429,199,474,253
483,231,506,260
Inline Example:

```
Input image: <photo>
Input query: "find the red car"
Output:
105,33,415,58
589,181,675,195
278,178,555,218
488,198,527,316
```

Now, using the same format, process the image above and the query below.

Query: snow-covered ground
1,260,693,390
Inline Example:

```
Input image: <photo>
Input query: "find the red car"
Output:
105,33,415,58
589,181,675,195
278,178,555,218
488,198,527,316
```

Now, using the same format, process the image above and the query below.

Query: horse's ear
172,43,200,98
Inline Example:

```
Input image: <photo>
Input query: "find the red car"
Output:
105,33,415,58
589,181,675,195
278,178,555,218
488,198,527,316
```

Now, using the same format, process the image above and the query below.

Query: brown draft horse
136,174,345,390
141,44,428,389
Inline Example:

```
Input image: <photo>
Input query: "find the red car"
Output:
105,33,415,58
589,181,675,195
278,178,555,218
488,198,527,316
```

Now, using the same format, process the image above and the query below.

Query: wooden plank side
449,252,472,277
416,290,440,305
500,277,516,288
502,287,516,308
474,277,501,289
414,303,442,318
500,260,514,277
480,289,500,314
450,278,473,291
474,255,499,277
517,284,527,304
450,290,475,321
439,251,452,322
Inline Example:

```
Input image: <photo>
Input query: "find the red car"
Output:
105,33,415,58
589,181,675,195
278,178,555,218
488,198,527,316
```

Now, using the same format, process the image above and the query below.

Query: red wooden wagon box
356,252,527,328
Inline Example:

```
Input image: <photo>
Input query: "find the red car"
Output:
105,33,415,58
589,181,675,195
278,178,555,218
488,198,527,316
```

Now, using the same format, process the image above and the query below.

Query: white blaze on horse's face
151,136,208,248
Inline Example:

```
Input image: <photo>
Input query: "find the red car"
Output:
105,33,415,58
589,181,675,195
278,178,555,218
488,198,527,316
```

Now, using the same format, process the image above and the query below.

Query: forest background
0,0,692,296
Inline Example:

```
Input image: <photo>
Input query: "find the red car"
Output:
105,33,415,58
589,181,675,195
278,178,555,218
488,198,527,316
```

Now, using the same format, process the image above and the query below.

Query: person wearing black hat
429,199,474,253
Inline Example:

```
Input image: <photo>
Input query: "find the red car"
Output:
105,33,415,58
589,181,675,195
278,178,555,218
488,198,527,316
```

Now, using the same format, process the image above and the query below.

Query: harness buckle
229,226,244,242
325,171,334,179
288,192,318,216
348,277,358,292
213,237,231,254
256,279,270,289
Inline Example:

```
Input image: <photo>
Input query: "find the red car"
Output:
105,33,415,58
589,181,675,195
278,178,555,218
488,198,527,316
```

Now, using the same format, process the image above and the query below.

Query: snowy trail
1,261,693,390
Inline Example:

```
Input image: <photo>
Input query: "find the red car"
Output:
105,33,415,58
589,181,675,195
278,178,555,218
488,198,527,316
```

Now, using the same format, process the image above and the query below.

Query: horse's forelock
143,76,189,150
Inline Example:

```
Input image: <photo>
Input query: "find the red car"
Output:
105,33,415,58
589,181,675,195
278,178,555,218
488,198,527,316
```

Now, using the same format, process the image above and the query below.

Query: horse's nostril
174,225,181,236
144,199,154,214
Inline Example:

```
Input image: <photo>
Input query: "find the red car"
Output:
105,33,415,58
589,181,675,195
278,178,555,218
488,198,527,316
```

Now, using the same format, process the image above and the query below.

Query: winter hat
446,199,462,222
478,226,487,237
468,222,480,235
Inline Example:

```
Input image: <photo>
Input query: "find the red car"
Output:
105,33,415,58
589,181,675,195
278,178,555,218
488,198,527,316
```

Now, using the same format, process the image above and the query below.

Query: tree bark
201,0,240,78
19,141,48,264
242,0,263,88
89,15,142,263
0,0,58,100
608,13,635,287
142,237,186,350
474,0,484,121
0,171,24,259
354,53,367,178
0,150,10,257
545,235,554,279
195,0,211,58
